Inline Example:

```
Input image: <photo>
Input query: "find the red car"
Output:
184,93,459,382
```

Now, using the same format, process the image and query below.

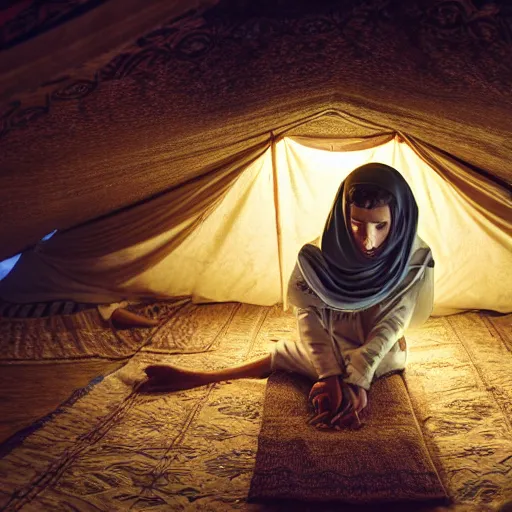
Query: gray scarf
297,163,432,311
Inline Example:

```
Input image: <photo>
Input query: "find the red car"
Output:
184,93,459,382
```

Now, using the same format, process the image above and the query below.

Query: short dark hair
347,184,395,209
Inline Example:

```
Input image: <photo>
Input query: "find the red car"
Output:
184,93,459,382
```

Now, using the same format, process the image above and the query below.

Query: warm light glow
117,137,511,314
5,139,509,314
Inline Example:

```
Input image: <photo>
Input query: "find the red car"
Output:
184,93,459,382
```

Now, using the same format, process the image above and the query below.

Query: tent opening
0,230,57,280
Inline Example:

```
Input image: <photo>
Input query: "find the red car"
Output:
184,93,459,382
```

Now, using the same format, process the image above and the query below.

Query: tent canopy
0,0,511,313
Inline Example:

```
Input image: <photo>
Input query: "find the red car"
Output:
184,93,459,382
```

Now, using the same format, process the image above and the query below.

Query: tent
0,0,510,314
1,133,511,315
0,0,511,510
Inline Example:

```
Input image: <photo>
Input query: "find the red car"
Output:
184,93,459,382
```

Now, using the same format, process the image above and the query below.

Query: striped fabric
0,300,95,319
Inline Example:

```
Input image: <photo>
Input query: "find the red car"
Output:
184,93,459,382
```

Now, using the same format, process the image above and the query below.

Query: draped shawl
297,163,433,312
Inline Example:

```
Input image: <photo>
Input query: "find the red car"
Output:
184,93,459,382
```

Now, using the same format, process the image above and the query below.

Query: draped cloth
0,1,511,320
0,113,510,314
298,163,432,311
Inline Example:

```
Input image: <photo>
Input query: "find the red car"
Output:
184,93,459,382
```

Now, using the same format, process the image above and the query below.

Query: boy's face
349,204,392,258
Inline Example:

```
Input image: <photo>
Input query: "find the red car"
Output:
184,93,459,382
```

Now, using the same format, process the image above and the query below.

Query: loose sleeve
343,271,429,390
288,247,345,379
97,301,128,321
296,307,345,380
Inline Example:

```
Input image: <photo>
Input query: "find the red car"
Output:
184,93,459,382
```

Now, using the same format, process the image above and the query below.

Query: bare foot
111,309,161,329
141,364,207,392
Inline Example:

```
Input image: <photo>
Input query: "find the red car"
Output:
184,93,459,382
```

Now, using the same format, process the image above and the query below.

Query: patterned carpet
0,303,510,511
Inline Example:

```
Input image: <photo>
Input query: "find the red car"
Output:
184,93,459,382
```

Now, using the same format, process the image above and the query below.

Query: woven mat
249,371,448,505
1,307,510,511
0,299,227,361
0,301,239,447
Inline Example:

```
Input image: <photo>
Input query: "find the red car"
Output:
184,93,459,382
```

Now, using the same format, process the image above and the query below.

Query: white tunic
271,236,434,390
97,301,130,321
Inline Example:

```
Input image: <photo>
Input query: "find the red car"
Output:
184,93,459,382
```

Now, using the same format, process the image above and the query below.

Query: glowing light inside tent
1,137,509,314
134,136,510,314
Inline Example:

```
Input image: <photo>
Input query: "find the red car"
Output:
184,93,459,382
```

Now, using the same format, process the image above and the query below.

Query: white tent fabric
2,136,510,315
276,137,511,315
136,149,282,306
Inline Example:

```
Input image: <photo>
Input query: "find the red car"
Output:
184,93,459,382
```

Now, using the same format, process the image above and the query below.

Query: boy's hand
330,383,368,429
308,375,343,426
308,377,368,429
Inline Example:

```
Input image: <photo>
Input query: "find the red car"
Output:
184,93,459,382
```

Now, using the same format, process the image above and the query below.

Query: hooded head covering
297,163,427,311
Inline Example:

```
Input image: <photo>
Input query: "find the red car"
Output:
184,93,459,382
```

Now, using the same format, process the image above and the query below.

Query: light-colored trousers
271,306,407,384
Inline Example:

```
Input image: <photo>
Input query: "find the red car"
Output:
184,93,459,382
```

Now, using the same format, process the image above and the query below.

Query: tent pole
270,132,285,306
